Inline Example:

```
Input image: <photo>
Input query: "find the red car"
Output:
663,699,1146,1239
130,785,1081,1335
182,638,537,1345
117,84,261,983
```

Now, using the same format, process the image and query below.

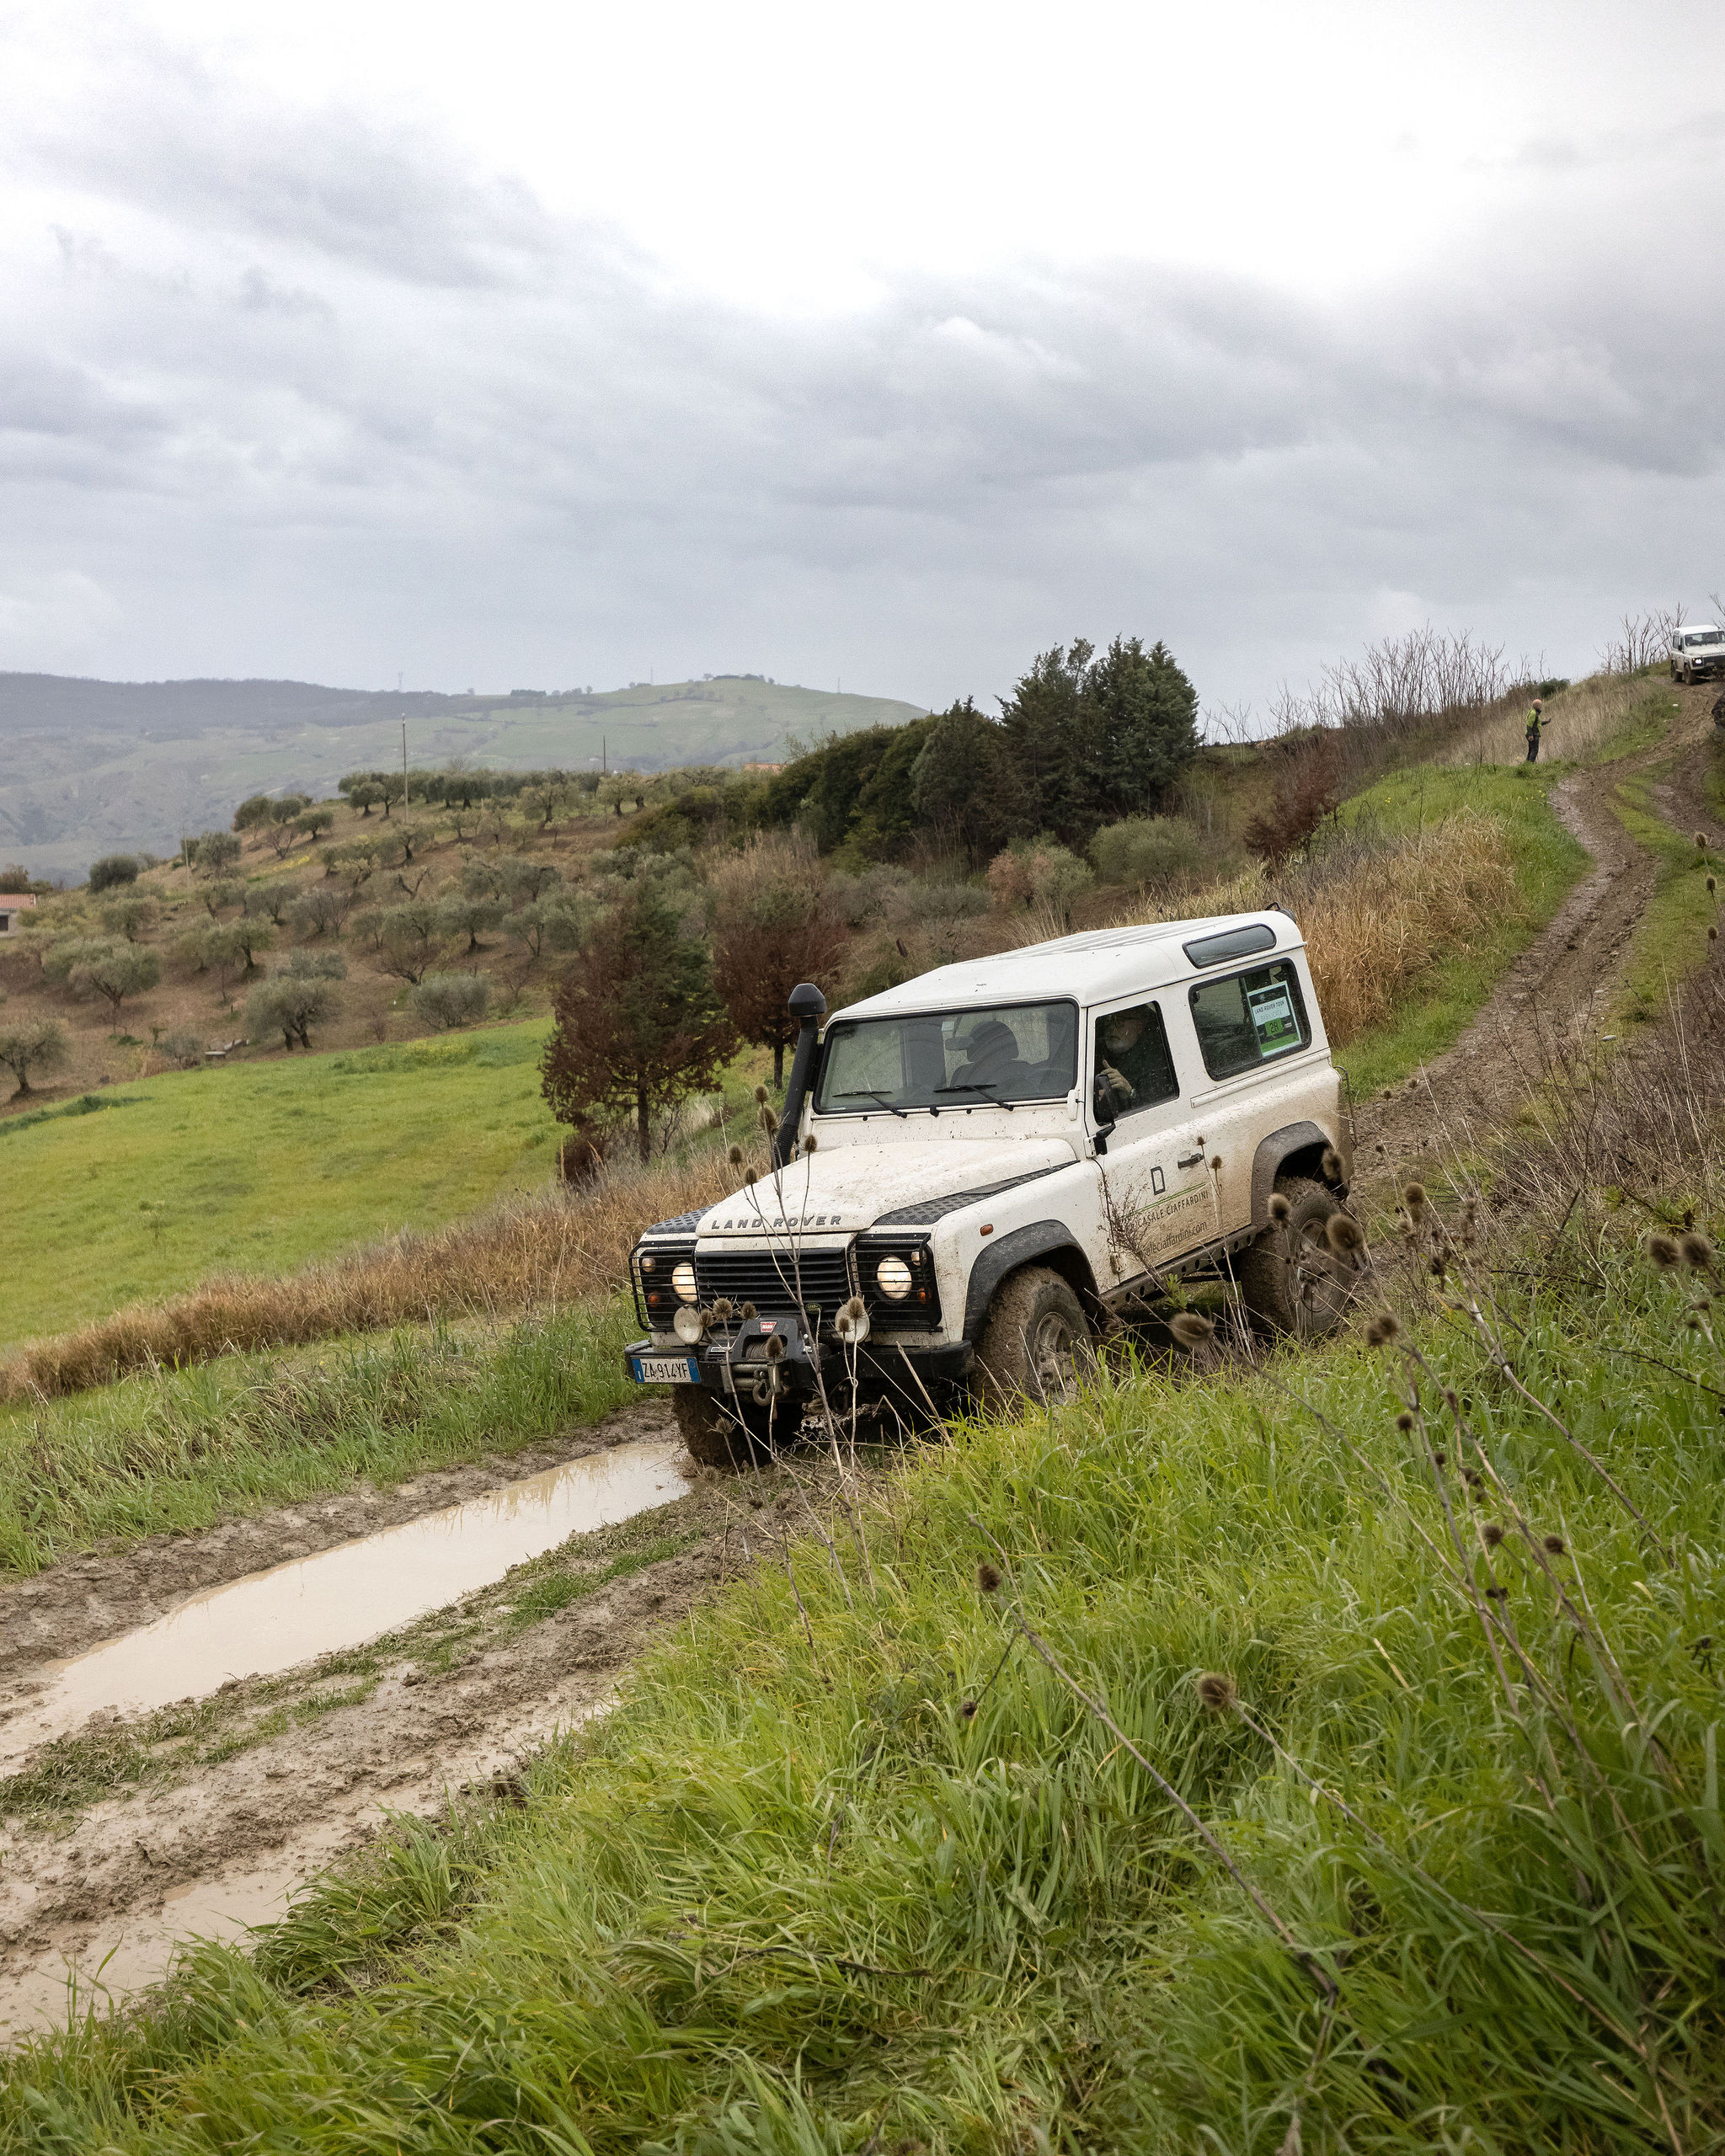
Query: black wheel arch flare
961,1221,1103,1341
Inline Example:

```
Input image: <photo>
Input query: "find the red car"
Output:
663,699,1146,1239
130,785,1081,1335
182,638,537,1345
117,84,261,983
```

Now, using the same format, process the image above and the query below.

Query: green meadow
0,1025,562,1350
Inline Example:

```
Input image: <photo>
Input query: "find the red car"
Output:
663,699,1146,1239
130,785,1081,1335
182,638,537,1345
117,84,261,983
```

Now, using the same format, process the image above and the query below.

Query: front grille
695,1246,854,1321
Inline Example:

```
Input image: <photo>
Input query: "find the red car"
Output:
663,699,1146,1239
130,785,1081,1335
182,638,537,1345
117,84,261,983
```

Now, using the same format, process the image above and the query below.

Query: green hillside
0,674,927,880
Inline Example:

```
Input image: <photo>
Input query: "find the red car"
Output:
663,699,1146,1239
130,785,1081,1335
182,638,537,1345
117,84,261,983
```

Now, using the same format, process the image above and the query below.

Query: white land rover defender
624,909,1354,1465
1669,624,1725,683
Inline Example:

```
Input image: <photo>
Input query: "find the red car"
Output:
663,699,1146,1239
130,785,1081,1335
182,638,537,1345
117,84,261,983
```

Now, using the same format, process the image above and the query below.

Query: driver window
1093,1001,1178,1116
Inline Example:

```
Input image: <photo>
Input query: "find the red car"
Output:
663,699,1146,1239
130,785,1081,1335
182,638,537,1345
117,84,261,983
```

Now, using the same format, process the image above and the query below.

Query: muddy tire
973,1265,1095,1415
1239,1173,1354,1339
671,1384,783,1470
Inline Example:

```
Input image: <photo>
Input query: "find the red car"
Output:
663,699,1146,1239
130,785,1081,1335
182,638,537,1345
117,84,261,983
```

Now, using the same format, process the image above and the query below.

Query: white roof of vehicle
830,909,1304,1023
1682,624,1724,636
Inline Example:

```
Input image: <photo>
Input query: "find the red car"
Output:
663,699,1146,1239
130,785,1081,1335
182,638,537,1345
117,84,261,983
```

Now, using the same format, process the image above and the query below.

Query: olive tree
411,973,492,1030
0,1016,68,1096
68,941,163,1011
246,950,345,1050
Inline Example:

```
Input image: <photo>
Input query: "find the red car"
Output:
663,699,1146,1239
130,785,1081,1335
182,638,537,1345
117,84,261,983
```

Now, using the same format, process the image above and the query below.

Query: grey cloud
3,49,1723,711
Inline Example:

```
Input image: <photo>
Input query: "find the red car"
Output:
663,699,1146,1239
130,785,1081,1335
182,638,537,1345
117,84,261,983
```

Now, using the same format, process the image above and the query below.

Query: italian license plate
631,1353,700,1385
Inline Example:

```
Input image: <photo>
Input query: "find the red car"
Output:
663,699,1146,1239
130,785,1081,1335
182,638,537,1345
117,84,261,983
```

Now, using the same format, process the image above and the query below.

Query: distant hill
0,672,928,880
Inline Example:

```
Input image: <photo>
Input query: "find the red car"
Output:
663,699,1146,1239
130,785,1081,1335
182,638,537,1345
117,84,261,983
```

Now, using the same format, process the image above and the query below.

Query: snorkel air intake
772,983,826,1167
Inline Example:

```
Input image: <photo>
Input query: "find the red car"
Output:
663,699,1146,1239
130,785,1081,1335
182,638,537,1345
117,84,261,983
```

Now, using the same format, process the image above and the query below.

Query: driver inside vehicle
958,1018,1030,1091
1095,1003,1178,1112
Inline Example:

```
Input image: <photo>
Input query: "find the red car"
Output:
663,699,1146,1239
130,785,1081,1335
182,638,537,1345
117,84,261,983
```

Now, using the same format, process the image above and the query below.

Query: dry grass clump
1092,808,1519,1045
0,1150,747,1404
1444,673,1650,766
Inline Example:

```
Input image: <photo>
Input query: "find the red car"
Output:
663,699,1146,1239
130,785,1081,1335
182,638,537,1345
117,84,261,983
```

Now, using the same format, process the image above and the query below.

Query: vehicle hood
695,1138,1076,1235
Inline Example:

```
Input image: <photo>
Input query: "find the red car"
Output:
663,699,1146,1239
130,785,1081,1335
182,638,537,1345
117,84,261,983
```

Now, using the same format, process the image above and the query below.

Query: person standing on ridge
1524,696,1548,763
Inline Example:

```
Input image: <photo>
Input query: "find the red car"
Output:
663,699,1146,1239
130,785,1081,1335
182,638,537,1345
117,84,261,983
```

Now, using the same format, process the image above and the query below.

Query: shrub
1089,814,1209,888
88,854,140,894
707,834,850,1085
412,973,492,1031
0,1017,68,1096
986,841,1093,926
157,1027,206,1070
191,830,243,875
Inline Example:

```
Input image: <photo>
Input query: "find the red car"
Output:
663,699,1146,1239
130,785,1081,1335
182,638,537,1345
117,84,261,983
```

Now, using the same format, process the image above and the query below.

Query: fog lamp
673,1305,706,1345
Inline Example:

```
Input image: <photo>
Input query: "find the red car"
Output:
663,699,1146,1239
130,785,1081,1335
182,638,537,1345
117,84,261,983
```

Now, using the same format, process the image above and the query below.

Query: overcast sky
3,0,1722,719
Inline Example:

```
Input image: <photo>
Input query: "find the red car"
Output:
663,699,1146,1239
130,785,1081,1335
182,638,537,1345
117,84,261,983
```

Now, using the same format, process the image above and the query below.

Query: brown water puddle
0,1438,690,1774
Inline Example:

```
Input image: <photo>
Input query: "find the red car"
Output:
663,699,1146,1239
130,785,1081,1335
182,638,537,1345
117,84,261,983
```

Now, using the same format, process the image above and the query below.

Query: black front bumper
624,1315,972,1407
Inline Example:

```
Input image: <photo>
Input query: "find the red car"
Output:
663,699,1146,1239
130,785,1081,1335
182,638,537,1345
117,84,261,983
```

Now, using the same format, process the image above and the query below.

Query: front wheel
973,1266,1095,1415
1238,1174,1355,1340
671,1384,788,1470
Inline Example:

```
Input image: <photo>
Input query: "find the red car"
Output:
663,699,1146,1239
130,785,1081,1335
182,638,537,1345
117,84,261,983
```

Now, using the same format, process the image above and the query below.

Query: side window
1093,1002,1179,1115
1188,961,1310,1080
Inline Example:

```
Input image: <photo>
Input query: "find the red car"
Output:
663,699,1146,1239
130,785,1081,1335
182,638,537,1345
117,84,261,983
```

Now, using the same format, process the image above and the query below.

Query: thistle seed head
1648,1231,1681,1270
1680,1231,1715,1272
1169,1310,1215,1348
1195,1671,1237,1712
804,1134,818,1152
758,1102,777,1133
1365,1310,1402,1347
960,1699,978,1719
1395,1410,1414,1433
1268,1192,1292,1223
1482,1523,1504,1547
1432,1450,1447,1467
754,1084,770,1103
977,1561,1001,1594
1484,1584,1509,1600
842,1295,866,1321
1543,1534,1566,1555
1321,1147,1341,1181
728,1145,744,1166
766,1334,785,1361
1709,874,1717,895
1326,1211,1365,1257
1402,1181,1427,1214
1697,831,1710,850
713,1299,734,1320
1210,1154,1224,1174
740,1301,757,1320
744,1168,757,1187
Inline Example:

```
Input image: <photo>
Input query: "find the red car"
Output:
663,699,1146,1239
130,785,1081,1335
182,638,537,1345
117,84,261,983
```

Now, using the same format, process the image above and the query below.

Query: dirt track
3,693,1720,2041
1359,684,1721,1178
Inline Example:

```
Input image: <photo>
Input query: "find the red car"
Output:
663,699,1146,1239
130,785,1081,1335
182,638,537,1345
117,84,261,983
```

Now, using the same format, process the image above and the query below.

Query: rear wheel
973,1266,1095,1414
671,1384,785,1470
1239,1173,1354,1339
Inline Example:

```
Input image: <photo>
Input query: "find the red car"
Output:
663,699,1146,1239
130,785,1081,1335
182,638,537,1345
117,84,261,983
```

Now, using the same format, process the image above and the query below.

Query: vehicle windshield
814,1000,1078,1113
1686,630,1723,646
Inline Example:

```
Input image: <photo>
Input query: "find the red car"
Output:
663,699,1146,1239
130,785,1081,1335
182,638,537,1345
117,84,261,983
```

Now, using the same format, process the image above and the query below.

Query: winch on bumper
622,1231,973,1419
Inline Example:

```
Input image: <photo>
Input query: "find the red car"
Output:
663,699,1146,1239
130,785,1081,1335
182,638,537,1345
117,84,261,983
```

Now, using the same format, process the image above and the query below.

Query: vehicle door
1086,994,1213,1290
1184,953,1322,1233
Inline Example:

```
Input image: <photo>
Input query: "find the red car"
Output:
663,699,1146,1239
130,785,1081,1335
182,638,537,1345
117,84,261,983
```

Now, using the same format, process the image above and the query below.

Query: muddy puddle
0,1438,691,1773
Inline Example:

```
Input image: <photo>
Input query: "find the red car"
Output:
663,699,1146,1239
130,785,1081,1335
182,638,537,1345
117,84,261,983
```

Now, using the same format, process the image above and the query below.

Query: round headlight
672,1261,698,1304
876,1255,913,1300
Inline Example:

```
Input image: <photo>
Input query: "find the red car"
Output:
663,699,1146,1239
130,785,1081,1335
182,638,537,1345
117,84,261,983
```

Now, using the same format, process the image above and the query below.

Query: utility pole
601,734,607,776
401,717,409,814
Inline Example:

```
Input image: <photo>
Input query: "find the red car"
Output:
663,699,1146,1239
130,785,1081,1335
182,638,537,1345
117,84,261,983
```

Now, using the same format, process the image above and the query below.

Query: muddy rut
3,695,1718,2042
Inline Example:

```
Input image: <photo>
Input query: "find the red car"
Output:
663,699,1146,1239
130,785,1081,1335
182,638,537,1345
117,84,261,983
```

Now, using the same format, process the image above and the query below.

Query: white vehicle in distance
624,909,1354,1465
1669,624,1725,683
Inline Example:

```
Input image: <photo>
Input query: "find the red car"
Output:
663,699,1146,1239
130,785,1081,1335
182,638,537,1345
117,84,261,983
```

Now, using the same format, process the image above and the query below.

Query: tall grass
0,1153,740,1405
0,1298,640,1574
6,1139,1721,2143
1445,670,1662,766
1090,804,1520,1043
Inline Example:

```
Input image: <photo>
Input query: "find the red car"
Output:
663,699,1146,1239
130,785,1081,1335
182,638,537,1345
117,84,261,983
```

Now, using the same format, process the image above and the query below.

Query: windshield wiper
831,1088,907,1119
935,1082,1015,1111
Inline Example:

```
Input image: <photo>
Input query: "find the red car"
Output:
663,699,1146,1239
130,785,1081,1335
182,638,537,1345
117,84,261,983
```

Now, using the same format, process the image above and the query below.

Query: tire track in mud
1355,692,1720,1181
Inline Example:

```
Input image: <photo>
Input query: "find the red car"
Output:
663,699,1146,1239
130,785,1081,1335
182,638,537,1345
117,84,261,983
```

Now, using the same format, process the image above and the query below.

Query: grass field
0,1298,638,1577
0,1024,563,1350
1609,770,1722,1023
6,1180,1721,2148
1330,760,1589,1096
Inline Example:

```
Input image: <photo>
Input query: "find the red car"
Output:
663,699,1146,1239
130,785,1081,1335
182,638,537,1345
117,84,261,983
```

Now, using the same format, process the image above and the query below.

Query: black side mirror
1091,1071,1118,1130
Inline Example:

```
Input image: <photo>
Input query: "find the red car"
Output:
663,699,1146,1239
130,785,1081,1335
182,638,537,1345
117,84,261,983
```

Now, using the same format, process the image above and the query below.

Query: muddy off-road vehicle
625,909,1354,1465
